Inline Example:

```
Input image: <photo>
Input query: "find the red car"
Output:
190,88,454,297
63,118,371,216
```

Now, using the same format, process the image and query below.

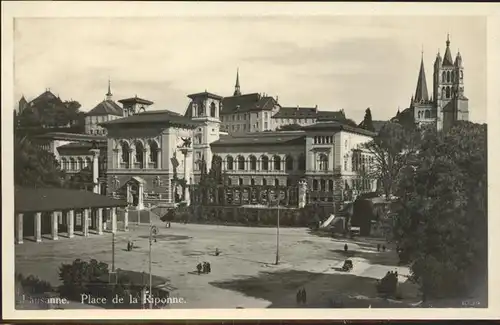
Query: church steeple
233,68,241,96
414,49,429,103
106,78,113,101
442,33,454,66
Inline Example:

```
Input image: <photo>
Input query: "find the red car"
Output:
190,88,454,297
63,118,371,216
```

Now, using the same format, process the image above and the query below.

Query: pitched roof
100,110,201,128
57,141,107,151
442,36,454,67
24,90,68,115
15,187,127,213
211,131,305,147
187,91,223,100
86,100,123,116
301,121,377,137
272,106,317,118
414,57,429,102
33,132,106,142
220,93,277,115
118,97,154,105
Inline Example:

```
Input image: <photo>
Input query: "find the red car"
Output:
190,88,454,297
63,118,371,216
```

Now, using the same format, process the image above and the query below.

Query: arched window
227,178,232,186
134,141,144,168
442,71,446,82
328,180,334,191
250,178,255,186
226,156,234,170
320,179,326,191
121,141,130,167
239,178,243,185
312,179,319,191
210,102,216,117
460,70,463,79
197,103,204,117
148,140,159,167
262,178,267,186
85,157,92,169
451,71,455,82
274,179,280,187
261,155,269,171
237,155,245,170
446,87,451,98
285,155,294,171
424,110,431,119
70,158,76,170
318,154,328,171
442,87,446,98
273,155,281,170
298,154,306,171
446,71,451,82
77,157,84,171
249,155,257,170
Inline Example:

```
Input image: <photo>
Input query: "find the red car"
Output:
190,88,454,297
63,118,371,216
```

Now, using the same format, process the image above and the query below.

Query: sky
13,16,487,123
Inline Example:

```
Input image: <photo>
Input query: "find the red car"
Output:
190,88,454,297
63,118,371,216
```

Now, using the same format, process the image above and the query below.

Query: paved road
16,222,412,308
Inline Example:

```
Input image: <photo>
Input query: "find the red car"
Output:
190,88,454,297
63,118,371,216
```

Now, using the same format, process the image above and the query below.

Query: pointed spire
414,54,429,102
442,34,454,66
233,68,241,96
106,78,113,101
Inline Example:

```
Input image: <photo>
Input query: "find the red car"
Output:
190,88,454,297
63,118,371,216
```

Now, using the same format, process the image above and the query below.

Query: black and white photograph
2,1,499,321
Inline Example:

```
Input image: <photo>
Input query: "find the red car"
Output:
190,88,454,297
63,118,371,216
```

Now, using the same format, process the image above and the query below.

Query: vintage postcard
2,1,500,321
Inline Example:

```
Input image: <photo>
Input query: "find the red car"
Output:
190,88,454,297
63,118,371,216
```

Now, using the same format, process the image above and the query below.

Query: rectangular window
264,122,268,129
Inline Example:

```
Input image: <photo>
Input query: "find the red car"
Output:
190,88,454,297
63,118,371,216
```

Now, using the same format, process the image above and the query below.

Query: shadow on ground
210,270,421,308
330,249,402,267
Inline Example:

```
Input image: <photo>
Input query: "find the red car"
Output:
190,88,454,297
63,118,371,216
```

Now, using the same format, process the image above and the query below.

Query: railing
223,169,305,175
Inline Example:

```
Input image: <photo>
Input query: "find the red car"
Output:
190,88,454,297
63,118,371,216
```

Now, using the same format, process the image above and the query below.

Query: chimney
296,105,299,111
315,105,318,112
276,95,279,102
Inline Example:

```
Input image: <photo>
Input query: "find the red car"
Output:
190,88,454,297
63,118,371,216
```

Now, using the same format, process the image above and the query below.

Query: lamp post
148,225,158,309
275,194,280,265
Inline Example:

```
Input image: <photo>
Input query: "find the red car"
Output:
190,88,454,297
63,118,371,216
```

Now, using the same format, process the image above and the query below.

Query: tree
362,122,420,198
66,166,94,190
276,123,303,131
14,136,66,188
342,118,358,127
394,121,487,301
361,108,375,131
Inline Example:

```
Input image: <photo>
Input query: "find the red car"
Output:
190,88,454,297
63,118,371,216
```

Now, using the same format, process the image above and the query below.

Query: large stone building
395,35,469,131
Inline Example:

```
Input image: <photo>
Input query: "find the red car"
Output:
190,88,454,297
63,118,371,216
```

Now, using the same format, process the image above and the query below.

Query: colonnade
15,206,128,244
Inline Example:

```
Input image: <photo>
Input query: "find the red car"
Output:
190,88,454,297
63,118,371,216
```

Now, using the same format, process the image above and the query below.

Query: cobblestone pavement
15,221,411,308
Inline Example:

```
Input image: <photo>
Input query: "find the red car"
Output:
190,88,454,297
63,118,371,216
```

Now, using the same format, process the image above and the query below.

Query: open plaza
15,218,418,309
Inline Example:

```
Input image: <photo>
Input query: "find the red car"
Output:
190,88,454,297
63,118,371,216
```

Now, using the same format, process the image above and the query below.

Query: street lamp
148,225,158,309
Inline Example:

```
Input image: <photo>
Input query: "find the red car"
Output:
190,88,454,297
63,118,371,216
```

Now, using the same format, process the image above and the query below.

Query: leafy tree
394,121,487,301
362,122,420,198
361,108,375,131
66,165,94,190
276,123,303,131
342,118,358,127
14,136,66,188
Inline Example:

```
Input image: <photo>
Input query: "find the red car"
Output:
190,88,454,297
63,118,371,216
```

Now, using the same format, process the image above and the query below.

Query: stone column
111,207,117,234
97,208,103,235
103,209,108,231
51,211,59,240
126,183,132,206
182,149,191,205
113,148,119,168
124,206,129,231
157,149,162,169
67,210,74,238
82,209,89,237
298,180,308,208
137,183,144,210
34,212,42,243
128,149,134,168
90,149,100,194
16,213,24,244
143,148,148,169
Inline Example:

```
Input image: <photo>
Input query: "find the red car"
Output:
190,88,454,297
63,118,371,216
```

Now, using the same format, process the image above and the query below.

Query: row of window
441,70,463,83
222,122,269,132
220,155,306,171
313,136,334,144
225,177,373,192
221,112,269,122
228,178,286,186
89,128,106,135
119,140,159,168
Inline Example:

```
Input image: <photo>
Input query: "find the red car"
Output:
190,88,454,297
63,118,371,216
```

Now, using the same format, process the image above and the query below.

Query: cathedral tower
433,34,469,131
411,49,434,127
233,68,241,96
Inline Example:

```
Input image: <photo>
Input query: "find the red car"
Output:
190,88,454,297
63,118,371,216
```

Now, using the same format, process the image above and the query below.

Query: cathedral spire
442,33,454,66
106,78,113,101
233,68,241,96
414,53,429,103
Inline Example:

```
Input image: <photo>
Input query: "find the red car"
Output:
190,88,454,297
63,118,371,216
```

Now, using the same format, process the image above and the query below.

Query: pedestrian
377,244,381,252
382,245,386,252
196,263,202,275
207,262,211,273
215,248,220,256
302,288,307,304
344,243,348,252
296,290,301,305
130,241,134,251
202,262,208,274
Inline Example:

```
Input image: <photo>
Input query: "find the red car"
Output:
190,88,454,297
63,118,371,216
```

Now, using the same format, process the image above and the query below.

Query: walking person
196,263,202,275
382,244,386,252
302,288,307,304
377,244,381,252
296,289,301,305
207,262,211,274
344,243,348,253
